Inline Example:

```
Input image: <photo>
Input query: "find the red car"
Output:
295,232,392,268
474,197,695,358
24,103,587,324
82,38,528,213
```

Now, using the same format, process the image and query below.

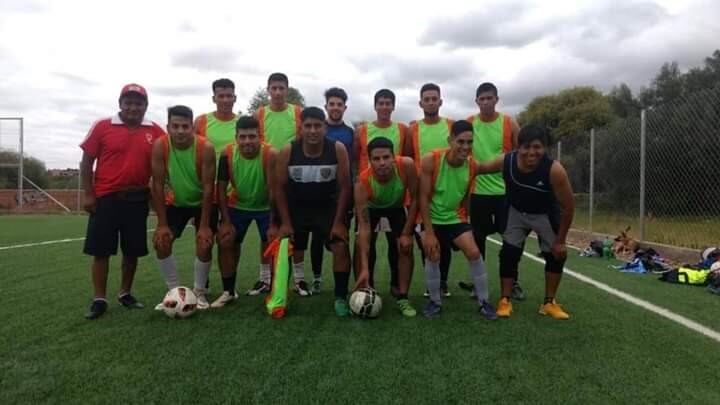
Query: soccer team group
79,73,575,321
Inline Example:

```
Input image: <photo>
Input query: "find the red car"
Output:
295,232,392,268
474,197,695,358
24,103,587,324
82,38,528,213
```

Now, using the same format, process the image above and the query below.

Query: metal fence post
639,109,647,242
589,128,595,233
557,141,562,162
18,117,24,210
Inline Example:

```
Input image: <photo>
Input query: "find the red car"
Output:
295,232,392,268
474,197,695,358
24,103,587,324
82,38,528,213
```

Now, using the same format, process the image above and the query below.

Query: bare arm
399,123,411,157
401,157,418,236
354,182,372,277
275,145,293,235
334,142,351,228
150,140,168,226
473,155,505,175
402,123,415,159
193,116,203,137
550,161,574,247
80,152,96,213
199,143,216,229
265,148,278,223
418,153,436,236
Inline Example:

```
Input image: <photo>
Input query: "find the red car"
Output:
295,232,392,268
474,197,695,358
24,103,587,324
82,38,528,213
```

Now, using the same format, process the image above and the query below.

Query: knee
499,243,523,278
542,252,565,274
465,248,482,262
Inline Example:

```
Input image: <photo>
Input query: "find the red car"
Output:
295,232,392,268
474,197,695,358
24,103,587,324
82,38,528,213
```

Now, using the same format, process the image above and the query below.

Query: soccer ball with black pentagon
349,287,382,318
162,287,198,319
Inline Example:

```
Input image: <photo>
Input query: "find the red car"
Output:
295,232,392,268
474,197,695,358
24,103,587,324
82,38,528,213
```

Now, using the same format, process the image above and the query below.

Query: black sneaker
118,293,144,309
511,282,526,301
85,299,108,320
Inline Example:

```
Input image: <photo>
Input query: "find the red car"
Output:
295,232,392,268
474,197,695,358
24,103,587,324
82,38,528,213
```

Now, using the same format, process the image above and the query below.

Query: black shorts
432,222,473,251
166,205,219,239
470,194,508,236
291,208,336,251
83,192,150,257
369,207,407,238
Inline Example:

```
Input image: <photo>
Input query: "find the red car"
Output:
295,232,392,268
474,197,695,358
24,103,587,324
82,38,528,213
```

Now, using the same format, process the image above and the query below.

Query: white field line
0,229,157,251
487,237,720,344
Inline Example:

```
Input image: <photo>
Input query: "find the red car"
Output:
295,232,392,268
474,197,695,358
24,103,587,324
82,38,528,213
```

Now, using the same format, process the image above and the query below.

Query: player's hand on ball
552,242,567,261
354,269,370,291
398,234,413,254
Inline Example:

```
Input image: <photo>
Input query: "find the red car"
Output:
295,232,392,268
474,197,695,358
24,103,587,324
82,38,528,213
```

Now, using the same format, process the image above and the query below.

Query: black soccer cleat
117,293,144,309
85,299,108,320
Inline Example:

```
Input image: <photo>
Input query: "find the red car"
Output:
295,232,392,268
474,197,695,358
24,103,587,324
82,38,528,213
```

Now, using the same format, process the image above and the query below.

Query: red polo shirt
80,114,166,197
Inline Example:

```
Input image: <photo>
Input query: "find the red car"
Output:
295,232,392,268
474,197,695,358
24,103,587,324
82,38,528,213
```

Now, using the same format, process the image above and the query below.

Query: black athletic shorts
432,222,473,251
368,207,407,238
83,191,150,257
291,207,338,251
470,194,509,237
166,205,219,239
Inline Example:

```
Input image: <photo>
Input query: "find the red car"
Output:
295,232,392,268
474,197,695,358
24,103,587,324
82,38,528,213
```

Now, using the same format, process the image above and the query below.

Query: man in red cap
80,83,166,320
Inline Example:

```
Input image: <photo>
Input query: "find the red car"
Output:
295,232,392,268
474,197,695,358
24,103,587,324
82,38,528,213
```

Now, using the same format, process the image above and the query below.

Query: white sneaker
210,291,237,308
194,289,210,310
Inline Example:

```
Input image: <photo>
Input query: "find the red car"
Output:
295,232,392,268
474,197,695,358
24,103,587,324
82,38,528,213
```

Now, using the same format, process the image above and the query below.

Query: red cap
119,83,148,100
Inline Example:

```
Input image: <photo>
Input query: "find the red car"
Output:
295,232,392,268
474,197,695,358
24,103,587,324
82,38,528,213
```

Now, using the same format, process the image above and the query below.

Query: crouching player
355,137,418,317
419,120,497,319
151,105,217,310
474,125,574,319
213,115,277,308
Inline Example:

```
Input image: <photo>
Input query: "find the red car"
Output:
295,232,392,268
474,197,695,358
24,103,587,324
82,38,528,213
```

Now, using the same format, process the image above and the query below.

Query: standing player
249,72,310,296
404,83,453,297
150,105,216,310
275,107,353,316
80,84,166,319
194,78,239,291
355,137,418,317
307,87,357,294
472,125,574,319
356,89,409,296
419,120,497,319
195,78,239,159
466,82,524,300
212,116,277,307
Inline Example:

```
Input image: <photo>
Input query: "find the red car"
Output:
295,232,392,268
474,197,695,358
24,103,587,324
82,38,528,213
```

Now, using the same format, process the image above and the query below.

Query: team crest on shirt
290,167,303,181
320,168,332,179
145,133,153,144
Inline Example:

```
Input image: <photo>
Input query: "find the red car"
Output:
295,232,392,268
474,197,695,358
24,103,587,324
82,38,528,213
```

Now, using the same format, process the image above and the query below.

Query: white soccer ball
162,287,198,319
349,288,382,318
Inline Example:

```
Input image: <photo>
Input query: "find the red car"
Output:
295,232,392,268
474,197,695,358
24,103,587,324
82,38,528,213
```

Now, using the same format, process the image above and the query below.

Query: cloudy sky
0,0,717,168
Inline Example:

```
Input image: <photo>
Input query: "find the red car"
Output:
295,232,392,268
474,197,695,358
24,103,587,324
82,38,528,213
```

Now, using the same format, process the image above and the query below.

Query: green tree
246,87,306,115
0,150,49,189
517,86,612,141
608,83,641,119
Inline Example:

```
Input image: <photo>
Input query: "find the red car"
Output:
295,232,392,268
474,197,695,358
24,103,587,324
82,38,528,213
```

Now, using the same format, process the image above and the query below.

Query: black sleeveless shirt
287,139,338,209
503,151,556,214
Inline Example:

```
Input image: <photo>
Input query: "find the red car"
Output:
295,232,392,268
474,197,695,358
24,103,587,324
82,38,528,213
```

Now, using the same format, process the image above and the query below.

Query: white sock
260,263,271,284
194,257,211,293
157,255,179,290
293,261,305,283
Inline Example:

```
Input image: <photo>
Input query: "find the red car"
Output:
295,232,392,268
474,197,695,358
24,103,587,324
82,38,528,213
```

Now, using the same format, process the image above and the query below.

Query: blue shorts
228,208,270,244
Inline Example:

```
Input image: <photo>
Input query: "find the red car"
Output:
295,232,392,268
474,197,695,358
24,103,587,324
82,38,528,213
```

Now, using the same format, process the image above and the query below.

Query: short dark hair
367,136,395,156
475,82,498,98
212,78,235,93
267,72,289,86
420,83,441,97
374,89,395,106
324,87,348,103
301,106,326,122
451,120,473,137
167,105,193,122
517,125,549,146
236,115,259,131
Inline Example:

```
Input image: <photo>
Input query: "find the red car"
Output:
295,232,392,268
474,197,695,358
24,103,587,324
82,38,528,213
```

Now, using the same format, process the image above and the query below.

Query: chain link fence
557,86,720,249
